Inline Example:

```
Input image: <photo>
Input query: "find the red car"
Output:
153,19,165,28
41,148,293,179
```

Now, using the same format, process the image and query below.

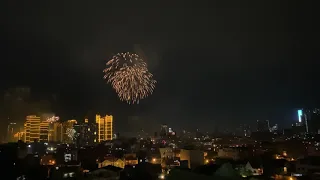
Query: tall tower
74,119,97,146
105,115,113,141
301,108,320,134
24,115,41,143
48,122,62,142
96,114,113,142
39,121,49,142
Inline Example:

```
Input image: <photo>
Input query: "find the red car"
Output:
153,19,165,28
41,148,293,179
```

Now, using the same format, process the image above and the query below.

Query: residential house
98,157,125,169
235,159,263,177
124,153,138,166
159,147,174,159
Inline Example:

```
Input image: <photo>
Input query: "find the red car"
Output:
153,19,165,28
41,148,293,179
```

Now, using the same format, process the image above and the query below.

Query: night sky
1,1,318,133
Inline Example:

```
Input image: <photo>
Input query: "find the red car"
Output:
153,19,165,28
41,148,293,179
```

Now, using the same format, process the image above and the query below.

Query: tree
238,167,253,177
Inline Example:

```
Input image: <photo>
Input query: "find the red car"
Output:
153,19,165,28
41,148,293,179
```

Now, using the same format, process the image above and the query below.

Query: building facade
24,115,41,143
39,121,49,142
48,122,63,142
96,114,113,142
180,149,204,169
74,120,97,146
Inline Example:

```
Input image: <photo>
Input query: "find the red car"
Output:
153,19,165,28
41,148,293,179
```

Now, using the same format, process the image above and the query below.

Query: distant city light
64,153,72,162
298,110,303,122
158,174,165,179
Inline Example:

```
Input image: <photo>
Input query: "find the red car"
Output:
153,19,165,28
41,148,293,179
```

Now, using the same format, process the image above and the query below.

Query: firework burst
66,128,76,140
46,116,59,123
103,52,156,104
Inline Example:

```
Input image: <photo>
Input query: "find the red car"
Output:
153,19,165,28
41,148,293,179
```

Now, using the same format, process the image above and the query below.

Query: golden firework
103,52,156,104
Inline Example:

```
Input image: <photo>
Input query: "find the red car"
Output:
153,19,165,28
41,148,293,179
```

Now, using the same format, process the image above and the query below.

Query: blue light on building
298,110,303,122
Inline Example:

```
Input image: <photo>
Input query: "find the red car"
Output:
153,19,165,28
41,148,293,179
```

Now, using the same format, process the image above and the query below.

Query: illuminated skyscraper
298,110,303,123
39,121,49,142
96,114,113,142
48,122,63,142
24,115,41,143
74,119,97,146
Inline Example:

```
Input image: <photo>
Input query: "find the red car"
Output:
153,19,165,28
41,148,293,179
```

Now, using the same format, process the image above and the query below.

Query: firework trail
103,52,156,104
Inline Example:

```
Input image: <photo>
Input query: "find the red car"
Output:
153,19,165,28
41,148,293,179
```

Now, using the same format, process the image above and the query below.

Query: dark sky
1,1,318,133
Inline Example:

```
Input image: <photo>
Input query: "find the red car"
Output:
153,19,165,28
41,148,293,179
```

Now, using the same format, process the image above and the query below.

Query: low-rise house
98,157,125,169
124,153,138,166
235,159,263,177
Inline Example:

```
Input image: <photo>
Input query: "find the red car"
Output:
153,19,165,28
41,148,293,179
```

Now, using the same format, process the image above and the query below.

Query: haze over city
0,1,318,179
2,1,317,135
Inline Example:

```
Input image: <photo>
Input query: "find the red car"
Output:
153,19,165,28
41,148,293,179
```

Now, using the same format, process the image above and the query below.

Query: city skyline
2,1,318,134
6,109,316,144
1,1,318,179
0,92,312,138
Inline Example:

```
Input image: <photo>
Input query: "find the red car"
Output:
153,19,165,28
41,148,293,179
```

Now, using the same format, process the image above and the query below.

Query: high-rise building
74,119,97,146
301,108,320,134
40,115,61,142
298,110,303,123
48,122,63,142
96,114,113,142
24,115,41,143
40,121,49,142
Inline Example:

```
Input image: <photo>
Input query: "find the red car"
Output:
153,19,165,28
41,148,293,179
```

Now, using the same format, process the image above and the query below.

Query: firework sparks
103,52,156,104
46,116,59,123
66,128,76,140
